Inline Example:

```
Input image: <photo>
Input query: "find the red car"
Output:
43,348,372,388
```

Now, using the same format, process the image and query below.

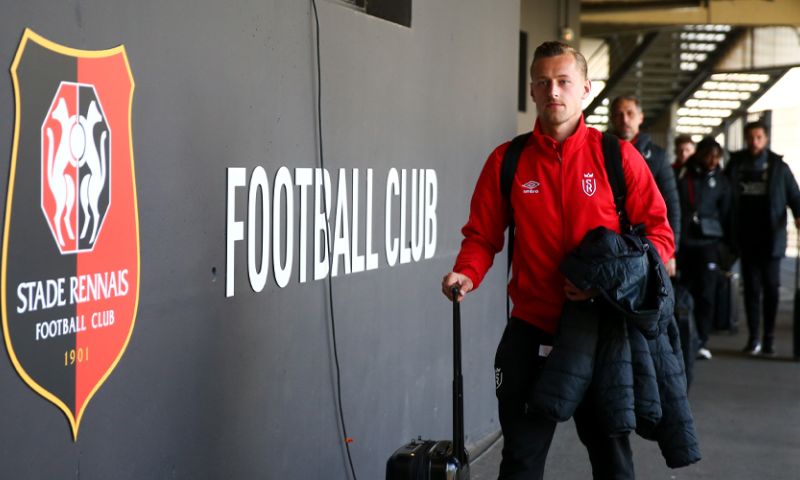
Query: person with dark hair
440,41,677,479
673,134,696,173
610,94,681,277
725,121,800,356
675,137,732,360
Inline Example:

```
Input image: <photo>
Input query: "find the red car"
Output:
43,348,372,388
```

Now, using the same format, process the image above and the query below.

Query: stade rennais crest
3,29,139,440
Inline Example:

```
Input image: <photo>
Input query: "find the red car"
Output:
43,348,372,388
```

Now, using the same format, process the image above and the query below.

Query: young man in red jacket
441,41,674,479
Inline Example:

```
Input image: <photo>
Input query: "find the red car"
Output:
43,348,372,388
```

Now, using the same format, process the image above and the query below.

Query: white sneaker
697,348,712,360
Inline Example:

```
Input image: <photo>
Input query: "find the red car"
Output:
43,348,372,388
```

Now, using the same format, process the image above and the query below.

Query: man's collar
532,115,588,147
633,132,651,150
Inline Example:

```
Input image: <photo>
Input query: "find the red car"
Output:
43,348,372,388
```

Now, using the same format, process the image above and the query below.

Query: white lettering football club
14,269,129,341
225,167,438,297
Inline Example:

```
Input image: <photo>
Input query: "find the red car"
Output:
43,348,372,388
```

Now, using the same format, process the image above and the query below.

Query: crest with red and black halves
3,29,139,440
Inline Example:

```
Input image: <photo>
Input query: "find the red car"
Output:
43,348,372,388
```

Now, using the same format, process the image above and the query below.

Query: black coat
725,149,800,258
530,227,700,469
636,134,681,248
676,162,732,249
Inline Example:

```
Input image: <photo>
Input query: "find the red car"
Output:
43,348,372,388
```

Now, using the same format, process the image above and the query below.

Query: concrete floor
469,258,800,479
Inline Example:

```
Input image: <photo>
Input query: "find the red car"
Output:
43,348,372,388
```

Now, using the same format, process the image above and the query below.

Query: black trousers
740,256,781,342
677,243,720,348
494,318,634,480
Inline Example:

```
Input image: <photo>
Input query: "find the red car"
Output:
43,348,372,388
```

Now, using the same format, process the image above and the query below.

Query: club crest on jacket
582,172,597,197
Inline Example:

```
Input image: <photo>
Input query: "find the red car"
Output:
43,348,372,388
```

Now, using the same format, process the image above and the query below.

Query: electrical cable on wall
310,1,359,479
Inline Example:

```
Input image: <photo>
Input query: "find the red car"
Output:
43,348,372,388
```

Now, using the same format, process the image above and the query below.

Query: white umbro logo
522,180,540,194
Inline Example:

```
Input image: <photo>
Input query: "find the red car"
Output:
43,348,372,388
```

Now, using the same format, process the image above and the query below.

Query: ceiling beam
675,28,748,105
582,0,800,27
583,32,660,114
582,1,703,14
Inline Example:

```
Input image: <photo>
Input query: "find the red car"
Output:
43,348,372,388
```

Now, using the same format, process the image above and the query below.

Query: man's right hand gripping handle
442,272,473,302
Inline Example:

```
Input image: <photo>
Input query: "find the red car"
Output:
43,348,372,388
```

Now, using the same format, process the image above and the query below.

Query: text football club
2,29,139,440
225,166,439,297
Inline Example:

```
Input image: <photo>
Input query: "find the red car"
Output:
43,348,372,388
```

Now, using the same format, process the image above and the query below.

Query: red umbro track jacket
454,117,675,334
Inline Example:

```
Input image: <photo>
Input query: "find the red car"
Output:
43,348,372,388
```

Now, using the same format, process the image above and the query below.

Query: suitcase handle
450,286,467,465
794,232,800,292
795,230,800,359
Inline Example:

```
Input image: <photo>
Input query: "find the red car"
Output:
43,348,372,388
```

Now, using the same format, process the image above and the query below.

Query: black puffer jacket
530,227,700,468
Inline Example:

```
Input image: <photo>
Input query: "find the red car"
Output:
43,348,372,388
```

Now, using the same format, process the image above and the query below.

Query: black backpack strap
501,132,532,198
602,132,631,232
500,132,531,321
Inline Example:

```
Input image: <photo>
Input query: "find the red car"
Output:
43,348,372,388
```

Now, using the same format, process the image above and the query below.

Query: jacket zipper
557,146,567,255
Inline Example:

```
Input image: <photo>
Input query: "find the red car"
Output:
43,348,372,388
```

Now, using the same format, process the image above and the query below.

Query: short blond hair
530,41,587,79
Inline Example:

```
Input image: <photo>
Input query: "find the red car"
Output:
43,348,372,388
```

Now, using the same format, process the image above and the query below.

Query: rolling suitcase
673,282,697,388
385,286,470,480
713,269,740,333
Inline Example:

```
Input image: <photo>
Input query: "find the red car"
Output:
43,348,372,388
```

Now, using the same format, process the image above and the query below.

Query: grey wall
0,1,518,479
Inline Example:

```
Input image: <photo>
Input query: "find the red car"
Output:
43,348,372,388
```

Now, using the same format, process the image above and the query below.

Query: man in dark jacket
676,137,732,360
726,121,800,356
673,134,696,174
610,95,681,277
